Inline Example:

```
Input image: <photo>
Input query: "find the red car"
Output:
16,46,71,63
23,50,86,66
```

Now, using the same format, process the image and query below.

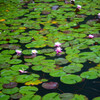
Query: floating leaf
93,97,100,100
8,59,22,64
80,71,98,79
0,93,10,100
50,70,66,77
25,80,42,86
19,86,38,95
60,74,82,84
10,64,29,71
63,63,83,73
2,87,19,95
3,82,17,88
42,82,58,89
55,58,68,65
11,93,22,99
59,93,74,100
42,93,60,100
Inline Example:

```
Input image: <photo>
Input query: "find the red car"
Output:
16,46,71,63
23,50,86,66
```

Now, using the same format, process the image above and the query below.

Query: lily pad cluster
0,0,100,99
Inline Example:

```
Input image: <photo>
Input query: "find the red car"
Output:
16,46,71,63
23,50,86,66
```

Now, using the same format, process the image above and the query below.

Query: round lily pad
80,71,98,79
49,70,66,77
11,93,22,99
15,74,35,83
60,74,82,84
59,93,74,100
55,58,68,65
19,86,38,95
32,65,43,71
10,64,29,71
3,82,18,88
93,97,100,100
2,87,19,95
63,63,83,73
8,59,22,64
0,93,10,100
42,93,60,100
42,82,58,89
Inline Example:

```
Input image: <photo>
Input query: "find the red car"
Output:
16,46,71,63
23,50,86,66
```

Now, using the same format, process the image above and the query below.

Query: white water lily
32,49,38,54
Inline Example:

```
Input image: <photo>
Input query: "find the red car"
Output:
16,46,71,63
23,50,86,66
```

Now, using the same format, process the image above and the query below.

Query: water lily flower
19,69,28,73
32,49,38,54
16,50,22,55
88,34,94,38
98,13,100,19
77,5,81,9
54,42,61,47
55,47,62,54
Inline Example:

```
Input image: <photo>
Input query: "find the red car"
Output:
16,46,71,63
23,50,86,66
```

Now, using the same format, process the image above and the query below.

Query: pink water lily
19,69,28,73
32,49,38,54
16,50,22,55
77,5,81,9
54,42,61,47
98,13,100,19
88,34,94,38
55,47,62,54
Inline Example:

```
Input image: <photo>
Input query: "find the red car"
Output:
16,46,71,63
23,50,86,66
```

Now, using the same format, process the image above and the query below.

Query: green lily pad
1,50,15,54
72,94,88,100
55,58,68,65
19,86,38,95
2,87,19,95
59,93,74,100
10,64,29,71
0,93,10,100
80,71,98,79
50,70,66,77
15,74,39,83
32,65,43,71
42,92,60,100
63,63,83,73
92,97,100,100
1,69,19,77
60,74,82,84
11,93,22,99
8,59,22,64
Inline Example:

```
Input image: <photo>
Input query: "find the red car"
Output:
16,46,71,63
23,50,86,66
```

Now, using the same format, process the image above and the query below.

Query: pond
0,0,100,100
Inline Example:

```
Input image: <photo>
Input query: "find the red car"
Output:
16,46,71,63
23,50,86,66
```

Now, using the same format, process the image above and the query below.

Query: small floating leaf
0,93,10,100
19,86,38,95
2,87,19,95
42,93,60,100
60,74,82,84
42,82,58,89
11,93,22,99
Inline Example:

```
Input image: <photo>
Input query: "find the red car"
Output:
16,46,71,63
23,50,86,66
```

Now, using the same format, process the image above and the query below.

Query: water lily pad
72,94,88,100
55,58,68,65
19,86,38,95
93,97,100,100
42,82,58,89
80,71,98,79
50,70,66,77
59,93,74,100
1,69,19,77
2,87,19,95
60,74,82,84
32,65,43,71
15,74,39,83
10,64,29,71
11,93,22,99
0,93,10,100
8,59,22,64
42,92,60,100
63,63,83,73
3,82,17,88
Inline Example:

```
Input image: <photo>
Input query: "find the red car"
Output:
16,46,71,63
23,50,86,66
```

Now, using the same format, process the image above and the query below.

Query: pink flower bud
77,5,81,9
54,42,61,47
55,47,62,54
98,13,100,19
16,50,22,55
88,34,94,38
19,70,28,73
